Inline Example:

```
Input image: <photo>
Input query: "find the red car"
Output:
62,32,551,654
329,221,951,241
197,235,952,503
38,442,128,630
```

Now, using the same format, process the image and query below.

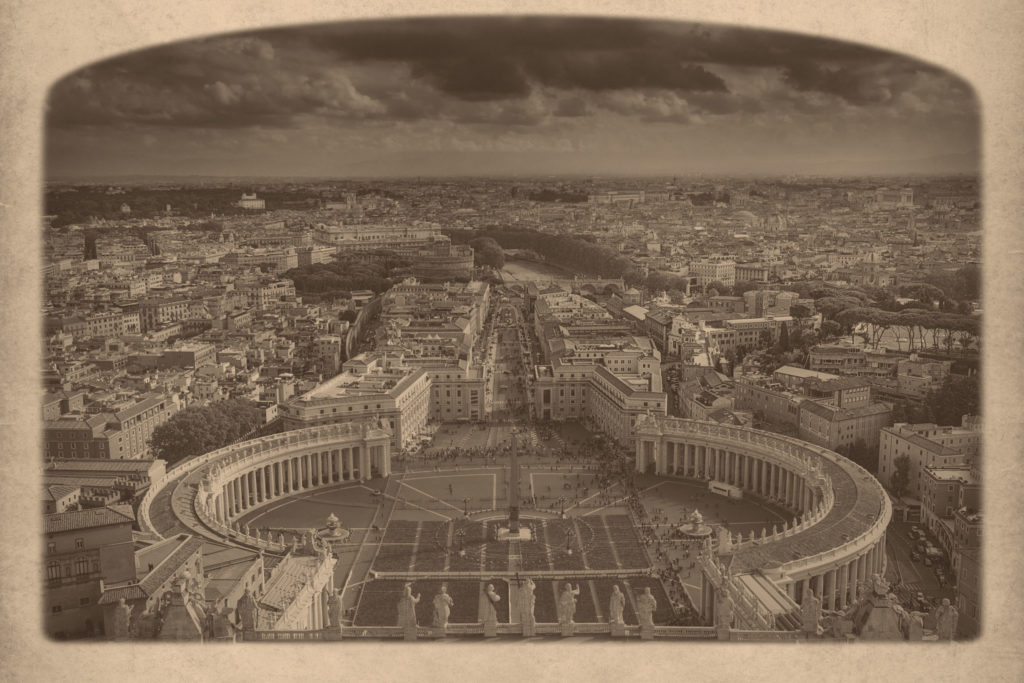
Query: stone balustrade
139,423,392,545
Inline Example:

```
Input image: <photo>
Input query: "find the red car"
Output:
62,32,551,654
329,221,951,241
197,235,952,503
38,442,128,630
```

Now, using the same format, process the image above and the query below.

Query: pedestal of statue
522,621,536,637
716,625,731,641
640,624,654,640
610,622,626,638
561,622,574,637
484,619,497,638
404,625,418,641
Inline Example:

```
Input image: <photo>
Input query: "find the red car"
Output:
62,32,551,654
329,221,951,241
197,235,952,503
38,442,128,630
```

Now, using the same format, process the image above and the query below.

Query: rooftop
44,503,135,534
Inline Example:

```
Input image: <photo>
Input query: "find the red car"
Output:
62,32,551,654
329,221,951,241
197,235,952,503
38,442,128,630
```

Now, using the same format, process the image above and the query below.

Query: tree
469,237,506,269
150,399,264,466
790,303,813,320
891,455,911,498
776,323,791,352
732,280,760,297
706,281,730,296
819,320,841,340
925,374,980,426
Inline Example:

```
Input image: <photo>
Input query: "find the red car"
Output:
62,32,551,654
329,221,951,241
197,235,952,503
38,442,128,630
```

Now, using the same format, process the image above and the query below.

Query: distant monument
497,430,532,541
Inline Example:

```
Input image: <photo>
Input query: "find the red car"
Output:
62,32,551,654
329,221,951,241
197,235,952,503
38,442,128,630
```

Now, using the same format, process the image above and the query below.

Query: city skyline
46,17,979,180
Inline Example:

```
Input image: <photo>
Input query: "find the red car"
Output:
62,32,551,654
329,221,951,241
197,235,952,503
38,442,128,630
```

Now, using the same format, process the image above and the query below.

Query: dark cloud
45,16,974,132
554,96,589,117
782,62,895,105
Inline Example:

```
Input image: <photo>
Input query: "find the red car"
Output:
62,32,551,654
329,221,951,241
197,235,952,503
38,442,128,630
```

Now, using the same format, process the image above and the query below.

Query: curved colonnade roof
729,453,884,574
645,416,889,575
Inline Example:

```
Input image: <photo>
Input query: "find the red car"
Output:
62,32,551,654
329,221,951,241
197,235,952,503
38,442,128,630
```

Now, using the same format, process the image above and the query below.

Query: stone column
225,481,234,518
241,472,249,509
837,563,849,610
362,448,371,480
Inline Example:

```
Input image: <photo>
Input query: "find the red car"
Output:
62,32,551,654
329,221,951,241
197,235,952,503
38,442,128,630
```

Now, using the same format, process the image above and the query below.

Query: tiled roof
98,584,147,604
48,459,160,473
44,504,135,534
44,484,80,501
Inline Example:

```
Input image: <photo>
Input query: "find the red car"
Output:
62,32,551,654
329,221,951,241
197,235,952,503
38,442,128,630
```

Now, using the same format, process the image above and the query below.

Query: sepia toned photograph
6,2,1023,680
38,14,983,646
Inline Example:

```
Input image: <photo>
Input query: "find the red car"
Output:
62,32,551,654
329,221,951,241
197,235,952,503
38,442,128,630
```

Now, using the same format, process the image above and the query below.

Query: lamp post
463,497,471,517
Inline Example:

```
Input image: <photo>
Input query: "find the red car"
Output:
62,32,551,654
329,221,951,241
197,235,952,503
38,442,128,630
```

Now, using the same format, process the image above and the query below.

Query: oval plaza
137,408,890,639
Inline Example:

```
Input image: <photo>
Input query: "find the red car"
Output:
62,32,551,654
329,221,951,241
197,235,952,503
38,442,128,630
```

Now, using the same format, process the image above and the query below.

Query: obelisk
508,431,520,535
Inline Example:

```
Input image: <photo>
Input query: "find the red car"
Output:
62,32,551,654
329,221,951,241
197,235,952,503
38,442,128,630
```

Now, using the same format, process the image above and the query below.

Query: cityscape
39,17,982,646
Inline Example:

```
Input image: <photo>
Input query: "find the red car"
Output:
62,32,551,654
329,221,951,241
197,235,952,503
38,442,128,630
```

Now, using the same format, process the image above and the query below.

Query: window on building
51,605,62,614
46,562,60,579
74,538,84,549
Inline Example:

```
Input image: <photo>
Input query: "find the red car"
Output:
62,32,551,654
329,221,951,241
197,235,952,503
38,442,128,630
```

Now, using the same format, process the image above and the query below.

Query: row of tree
282,253,412,298
832,307,979,354
149,399,264,466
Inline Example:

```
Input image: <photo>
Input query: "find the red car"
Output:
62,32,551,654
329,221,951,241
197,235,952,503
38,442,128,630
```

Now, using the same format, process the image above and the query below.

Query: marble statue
278,532,286,546
133,608,160,640
520,578,536,626
717,588,735,629
242,523,250,537
636,587,657,627
801,590,822,635
934,598,959,641
482,583,501,624
112,597,132,640
327,589,343,629
236,588,258,631
608,585,626,625
398,583,420,628
432,586,454,629
558,582,580,625
871,573,890,597
907,611,925,641
210,604,235,640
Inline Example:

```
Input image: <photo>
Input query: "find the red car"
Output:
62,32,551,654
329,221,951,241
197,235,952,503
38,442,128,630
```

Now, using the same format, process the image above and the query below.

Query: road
885,519,956,610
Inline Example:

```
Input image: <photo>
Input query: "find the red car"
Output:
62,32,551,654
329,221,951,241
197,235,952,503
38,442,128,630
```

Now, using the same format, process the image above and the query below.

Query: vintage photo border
1,1,1021,680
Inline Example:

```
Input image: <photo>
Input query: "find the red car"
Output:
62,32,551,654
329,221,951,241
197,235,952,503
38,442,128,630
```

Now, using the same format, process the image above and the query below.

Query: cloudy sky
45,17,979,179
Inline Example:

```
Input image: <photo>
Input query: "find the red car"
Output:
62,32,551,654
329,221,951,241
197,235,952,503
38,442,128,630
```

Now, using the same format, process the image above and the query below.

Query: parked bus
709,481,743,500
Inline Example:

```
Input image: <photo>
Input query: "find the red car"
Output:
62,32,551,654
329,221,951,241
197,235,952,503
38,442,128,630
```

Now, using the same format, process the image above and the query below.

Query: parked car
908,530,917,540
923,557,933,567
910,551,921,562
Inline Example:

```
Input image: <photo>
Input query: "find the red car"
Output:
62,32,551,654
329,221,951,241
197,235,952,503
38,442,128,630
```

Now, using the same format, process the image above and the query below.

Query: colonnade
787,531,888,611
208,443,390,525
637,438,820,515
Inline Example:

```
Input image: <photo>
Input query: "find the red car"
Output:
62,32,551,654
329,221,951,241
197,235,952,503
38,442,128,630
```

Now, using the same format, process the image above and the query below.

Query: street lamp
463,497,471,516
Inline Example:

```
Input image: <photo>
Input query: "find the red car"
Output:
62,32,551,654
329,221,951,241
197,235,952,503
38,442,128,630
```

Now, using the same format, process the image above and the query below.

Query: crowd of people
384,421,739,626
